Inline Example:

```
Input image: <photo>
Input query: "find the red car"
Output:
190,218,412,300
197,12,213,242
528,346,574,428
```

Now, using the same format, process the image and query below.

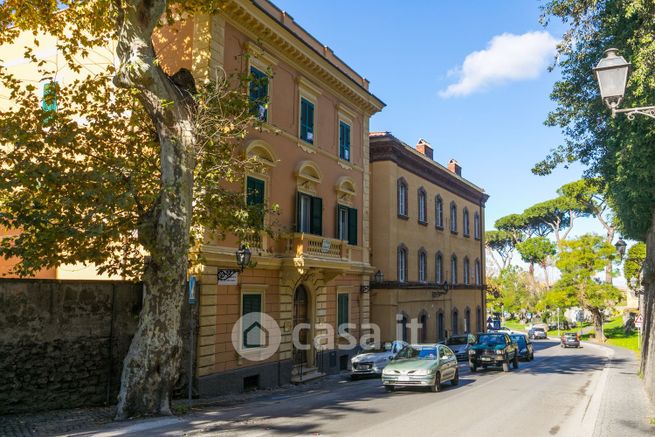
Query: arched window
452,308,459,336
451,254,458,284
397,245,408,282
397,178,408,217
465,307,471,333
450,202,457,233
463,257,470,285
418,188,427,224
435,252,443,283
476,306,482,333
435,195,444,228
475,258,482,285
418,249,427,282
437,311,445,341
419,312,428,343
474,211,481,239
463,208,470,237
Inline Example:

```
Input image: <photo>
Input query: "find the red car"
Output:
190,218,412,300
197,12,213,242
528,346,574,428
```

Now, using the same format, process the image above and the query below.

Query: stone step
291,369,325,384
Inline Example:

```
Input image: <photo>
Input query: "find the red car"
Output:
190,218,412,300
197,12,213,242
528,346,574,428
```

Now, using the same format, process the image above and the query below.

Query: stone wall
0,279,142,414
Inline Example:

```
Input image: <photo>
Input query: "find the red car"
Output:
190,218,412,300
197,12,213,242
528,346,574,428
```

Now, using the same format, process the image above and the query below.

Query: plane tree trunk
641,211,655,404
112,0,196,419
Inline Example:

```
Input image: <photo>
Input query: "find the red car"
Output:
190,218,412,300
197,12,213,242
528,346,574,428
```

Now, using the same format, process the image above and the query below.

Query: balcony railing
279,233,353,262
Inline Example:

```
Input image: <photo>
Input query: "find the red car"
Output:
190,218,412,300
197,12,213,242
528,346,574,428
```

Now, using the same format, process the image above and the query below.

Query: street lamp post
614,237,627,260
594,48,655,119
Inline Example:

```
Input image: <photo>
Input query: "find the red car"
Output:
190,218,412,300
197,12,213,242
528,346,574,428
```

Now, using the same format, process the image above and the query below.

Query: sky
273,0,604,236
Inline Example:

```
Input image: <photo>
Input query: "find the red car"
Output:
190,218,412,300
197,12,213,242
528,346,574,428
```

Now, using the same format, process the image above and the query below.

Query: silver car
351,341,407,379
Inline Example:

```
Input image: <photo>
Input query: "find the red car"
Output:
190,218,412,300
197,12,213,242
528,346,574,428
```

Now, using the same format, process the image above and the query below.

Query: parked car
382,344,459,392
529,327,548,340
561,332,581,348
351,340,407,379
444,334,473,361
468,332,519,372
510,333,534,361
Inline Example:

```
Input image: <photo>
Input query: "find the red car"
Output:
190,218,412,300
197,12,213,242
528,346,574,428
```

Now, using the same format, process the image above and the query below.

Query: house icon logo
232,312,281,361
244,320,267,348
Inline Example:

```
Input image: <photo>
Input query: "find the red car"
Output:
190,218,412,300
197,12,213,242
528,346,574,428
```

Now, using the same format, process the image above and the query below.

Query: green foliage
486,266,536,314
516,237,556,267
495,213,529,241
625,242,647,290
485,230,516,268
544,234,623,312
537,0,655,241
0,2,271,279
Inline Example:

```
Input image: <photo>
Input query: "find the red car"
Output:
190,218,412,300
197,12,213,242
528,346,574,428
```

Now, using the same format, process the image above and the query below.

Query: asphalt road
87,339,654,437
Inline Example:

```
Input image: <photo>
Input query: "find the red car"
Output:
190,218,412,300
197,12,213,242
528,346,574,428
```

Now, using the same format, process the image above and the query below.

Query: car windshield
360,343,392,353
395,346,438,360
476,334,506,346
511,336,526,347
534,328,545,332
446,337,467,345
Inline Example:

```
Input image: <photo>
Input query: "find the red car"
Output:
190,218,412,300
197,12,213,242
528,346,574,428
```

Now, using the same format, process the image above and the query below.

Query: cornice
370,136,490,206
219,0,385,115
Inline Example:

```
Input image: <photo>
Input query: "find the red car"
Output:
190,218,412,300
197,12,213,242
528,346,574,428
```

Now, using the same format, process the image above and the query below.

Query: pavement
1,340,653,437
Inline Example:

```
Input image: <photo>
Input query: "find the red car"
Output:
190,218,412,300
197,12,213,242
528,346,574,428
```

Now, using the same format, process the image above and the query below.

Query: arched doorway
437,312,445,341
293,285,310,365
419,312,428,343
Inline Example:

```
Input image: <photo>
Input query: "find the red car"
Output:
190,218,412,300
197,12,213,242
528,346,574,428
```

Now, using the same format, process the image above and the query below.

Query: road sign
188,275,197,304
635,314,643,329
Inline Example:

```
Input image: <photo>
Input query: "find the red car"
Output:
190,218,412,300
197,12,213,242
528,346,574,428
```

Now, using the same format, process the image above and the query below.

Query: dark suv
468,332,519,372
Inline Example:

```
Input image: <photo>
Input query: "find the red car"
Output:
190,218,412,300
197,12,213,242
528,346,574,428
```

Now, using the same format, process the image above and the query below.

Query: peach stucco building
189,1,384,393
368,133,489,344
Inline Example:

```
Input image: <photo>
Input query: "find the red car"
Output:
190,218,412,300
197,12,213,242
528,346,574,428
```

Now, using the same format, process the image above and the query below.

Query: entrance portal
293,285,310,365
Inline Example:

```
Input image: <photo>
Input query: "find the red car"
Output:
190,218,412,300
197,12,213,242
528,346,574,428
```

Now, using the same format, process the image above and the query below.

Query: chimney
416,138,433,160
448,159,462,176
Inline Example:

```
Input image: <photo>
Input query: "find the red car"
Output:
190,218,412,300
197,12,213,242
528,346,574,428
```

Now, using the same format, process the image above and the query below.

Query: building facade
189,1,384,395
368,133,488,344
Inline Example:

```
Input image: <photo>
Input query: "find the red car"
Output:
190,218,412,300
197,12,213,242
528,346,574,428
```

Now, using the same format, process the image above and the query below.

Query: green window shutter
347,207,357,246
310,196,322,235
249,67,268,120
339,121,350,161
300,98,309,142
307,101,314,143
296,192,302,233
246,177,265,206
242,294,262,348
338,293,349,327
242,294,262,315
42,81,57,113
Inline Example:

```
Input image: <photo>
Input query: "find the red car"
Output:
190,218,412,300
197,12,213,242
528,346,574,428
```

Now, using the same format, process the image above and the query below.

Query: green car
381,344,459,392
468,332,518,372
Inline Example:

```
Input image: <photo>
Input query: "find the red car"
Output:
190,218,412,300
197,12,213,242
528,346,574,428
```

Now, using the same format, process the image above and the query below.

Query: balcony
277,233,362,264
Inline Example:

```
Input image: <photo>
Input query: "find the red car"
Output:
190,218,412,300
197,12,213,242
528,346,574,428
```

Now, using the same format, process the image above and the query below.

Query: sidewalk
0,373,350,437
591,343,654,436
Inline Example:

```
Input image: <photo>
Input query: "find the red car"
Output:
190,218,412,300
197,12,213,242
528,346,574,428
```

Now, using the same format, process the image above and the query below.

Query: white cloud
439,31,558,98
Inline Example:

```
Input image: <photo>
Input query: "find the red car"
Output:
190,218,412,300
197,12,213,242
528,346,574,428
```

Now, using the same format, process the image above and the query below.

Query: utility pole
557,308,560,338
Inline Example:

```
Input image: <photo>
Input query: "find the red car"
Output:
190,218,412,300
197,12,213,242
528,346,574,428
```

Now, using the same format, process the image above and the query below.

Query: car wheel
431,373,442,392
351,374,359,381
384,385,394,392
502,359,510,372
512,355,519,369
451,369,459,386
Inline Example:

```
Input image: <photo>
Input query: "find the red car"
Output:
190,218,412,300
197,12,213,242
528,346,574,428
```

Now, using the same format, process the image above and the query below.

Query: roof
369,132,489,206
